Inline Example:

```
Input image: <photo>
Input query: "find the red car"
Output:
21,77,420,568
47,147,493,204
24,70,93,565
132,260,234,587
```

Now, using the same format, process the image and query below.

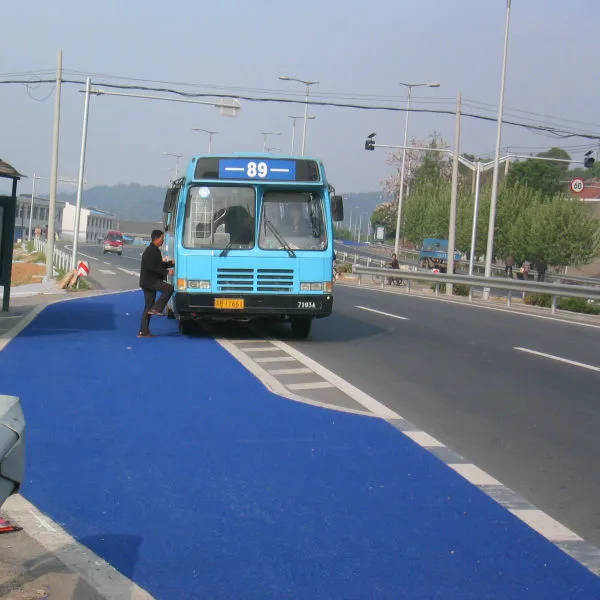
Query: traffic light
365,132,376,151
584,151,595,169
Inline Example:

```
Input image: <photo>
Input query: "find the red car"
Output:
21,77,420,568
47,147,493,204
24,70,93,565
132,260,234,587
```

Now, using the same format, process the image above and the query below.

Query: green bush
558,297,600,315
523,294,551,307
524,294,600,314
430,282,470,296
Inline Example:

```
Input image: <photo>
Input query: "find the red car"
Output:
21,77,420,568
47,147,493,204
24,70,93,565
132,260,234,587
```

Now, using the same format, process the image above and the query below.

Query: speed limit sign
570,178,585,194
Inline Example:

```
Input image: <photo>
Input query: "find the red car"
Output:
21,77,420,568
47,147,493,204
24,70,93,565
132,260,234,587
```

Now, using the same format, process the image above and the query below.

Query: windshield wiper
219,241,234,257
265,218,296,258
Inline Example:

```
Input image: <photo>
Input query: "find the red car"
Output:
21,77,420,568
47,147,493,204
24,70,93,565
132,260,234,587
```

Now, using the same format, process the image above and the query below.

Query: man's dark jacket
139,243,174,289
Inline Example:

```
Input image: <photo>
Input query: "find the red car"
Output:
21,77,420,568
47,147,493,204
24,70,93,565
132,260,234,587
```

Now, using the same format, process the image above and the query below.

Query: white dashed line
287,381,336,391
118,268,138,277
514,347,600,373
449,463,502,486
254,356,297,363
268,367,313,375
98,269,116,275
242,346,281,353
356,305,409,320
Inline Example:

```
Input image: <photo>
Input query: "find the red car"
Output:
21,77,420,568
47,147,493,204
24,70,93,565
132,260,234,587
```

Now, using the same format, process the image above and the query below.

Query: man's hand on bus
167,268,174,276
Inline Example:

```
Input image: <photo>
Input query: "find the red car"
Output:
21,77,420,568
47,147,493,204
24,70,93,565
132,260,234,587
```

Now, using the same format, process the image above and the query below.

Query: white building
61,203,118,243
14,194,65,240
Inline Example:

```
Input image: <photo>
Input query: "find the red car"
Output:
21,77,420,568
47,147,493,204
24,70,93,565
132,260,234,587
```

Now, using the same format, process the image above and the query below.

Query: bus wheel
291,317,312,339
179,319,197,335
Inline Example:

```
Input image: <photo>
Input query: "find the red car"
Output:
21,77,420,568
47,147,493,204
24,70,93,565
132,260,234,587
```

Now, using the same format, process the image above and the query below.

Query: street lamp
261,131,281,152
394,81,440,255
279,75,319,156
192,128,218,153
162,152,183,178
288,115,314,154
358,212,369,243
484,0,512,291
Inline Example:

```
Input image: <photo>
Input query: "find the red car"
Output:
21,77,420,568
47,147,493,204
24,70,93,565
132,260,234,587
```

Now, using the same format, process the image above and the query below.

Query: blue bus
162,154,344,338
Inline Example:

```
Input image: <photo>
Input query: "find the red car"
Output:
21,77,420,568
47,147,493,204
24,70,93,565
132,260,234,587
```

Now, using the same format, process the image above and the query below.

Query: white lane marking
103,261,110,265
449,463,502,486
510,509,583,542
3,495,155,599
216,338,373,417
404,431,445,447
254,356,297,364
340,282,600,331
99,269,116,275
268,367,313,375
242,346,281,353
271,340,401,420
514,347,600,373
287,381,336,390
118,267,138,277
356,305,409,320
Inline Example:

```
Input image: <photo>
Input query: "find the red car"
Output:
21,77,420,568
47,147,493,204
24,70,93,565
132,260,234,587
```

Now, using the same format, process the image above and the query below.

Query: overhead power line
2,77,600,142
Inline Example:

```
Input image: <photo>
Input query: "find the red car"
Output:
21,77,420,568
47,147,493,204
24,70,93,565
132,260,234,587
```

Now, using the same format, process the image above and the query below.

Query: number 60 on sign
570,178,584,194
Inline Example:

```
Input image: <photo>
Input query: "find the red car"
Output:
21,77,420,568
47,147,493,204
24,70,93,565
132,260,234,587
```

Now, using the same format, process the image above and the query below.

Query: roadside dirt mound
10,262,46,286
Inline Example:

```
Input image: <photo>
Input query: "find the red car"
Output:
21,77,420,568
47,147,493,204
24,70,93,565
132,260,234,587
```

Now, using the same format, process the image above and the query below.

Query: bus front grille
257,269,294,293
217,268,254,292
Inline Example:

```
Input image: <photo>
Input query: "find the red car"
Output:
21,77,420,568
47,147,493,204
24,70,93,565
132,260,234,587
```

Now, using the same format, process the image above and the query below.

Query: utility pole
45,49,63,280
446,92,461,296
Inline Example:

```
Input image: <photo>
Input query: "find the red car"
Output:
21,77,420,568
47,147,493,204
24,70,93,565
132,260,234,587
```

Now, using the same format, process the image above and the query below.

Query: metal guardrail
351,265,600,314
32,238,71,273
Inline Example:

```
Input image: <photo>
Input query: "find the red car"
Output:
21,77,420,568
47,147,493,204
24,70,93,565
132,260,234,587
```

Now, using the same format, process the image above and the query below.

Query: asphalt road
64,242,142,291
286,284,600,547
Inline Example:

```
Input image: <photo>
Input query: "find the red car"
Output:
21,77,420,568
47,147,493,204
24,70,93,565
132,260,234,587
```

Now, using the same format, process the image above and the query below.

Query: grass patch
524,293,600,315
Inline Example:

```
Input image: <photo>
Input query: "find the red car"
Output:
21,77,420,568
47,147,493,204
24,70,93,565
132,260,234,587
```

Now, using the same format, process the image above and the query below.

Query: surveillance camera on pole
365,132,376,151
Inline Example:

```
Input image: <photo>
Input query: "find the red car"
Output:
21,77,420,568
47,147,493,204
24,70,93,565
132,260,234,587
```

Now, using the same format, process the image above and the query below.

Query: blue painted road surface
1,291,600,599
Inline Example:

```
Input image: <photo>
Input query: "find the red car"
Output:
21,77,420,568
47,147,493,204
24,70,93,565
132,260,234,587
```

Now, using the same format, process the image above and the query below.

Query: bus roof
181,154,327,186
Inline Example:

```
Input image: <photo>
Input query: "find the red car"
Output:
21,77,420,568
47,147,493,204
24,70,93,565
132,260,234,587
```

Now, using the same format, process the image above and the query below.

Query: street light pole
484,0,512,289
192,128,219,153
393,81,440,255
45,49,63,280
279,75,319,156
261,131,281,152
163,153,183,178
28,174,36,241
288,115,314,154
446,91,462,295
71,77,92,271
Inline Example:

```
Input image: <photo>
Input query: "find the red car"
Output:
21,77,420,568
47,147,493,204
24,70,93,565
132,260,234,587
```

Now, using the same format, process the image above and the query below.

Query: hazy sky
3,0,600,199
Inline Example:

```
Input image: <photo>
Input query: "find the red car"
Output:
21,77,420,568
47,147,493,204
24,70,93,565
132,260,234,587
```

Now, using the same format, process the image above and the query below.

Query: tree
506,147,571,196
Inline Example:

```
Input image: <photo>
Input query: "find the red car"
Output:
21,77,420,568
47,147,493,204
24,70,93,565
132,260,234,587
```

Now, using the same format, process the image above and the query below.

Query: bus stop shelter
0,159,24,312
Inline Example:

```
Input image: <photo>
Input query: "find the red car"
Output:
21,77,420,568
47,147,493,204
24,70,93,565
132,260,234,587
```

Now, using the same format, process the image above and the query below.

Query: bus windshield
259,191,327,251
183,185,255,249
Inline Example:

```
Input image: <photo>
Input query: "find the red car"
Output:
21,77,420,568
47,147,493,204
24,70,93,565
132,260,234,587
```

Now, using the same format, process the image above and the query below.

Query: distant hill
59,183,167,222
58,184,388,224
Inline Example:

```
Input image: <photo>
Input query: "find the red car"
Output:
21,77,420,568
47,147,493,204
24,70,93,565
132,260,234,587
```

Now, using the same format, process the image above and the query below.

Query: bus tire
291,317,312,339
179,319,196,335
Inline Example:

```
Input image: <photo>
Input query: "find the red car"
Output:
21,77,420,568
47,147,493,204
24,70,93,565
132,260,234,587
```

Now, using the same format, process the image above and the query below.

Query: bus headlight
300,282,323,291
188,280,211,290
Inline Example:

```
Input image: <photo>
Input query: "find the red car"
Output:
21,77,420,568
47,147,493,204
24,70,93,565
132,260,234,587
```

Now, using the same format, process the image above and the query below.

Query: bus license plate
214,298,245,310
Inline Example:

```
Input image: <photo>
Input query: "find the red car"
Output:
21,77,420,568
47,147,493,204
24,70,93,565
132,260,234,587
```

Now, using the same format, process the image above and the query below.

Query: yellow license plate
214,298,245,310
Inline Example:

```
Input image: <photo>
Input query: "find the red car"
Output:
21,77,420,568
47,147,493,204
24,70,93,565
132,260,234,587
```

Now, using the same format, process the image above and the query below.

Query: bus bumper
174,293,333,319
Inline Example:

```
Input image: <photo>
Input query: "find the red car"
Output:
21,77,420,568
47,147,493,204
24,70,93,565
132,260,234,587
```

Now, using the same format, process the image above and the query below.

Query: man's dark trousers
139,282,174,335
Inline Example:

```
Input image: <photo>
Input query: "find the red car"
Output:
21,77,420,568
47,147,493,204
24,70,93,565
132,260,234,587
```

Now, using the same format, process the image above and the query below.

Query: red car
103,231,124,256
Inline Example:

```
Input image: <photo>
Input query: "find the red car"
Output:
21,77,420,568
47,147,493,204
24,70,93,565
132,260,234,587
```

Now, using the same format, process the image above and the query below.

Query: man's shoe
147,309,165,316
137,332,154,338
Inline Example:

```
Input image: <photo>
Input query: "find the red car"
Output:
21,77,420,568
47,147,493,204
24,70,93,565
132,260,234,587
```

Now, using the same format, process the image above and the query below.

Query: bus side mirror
0,396,25,508
331,196,344,222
